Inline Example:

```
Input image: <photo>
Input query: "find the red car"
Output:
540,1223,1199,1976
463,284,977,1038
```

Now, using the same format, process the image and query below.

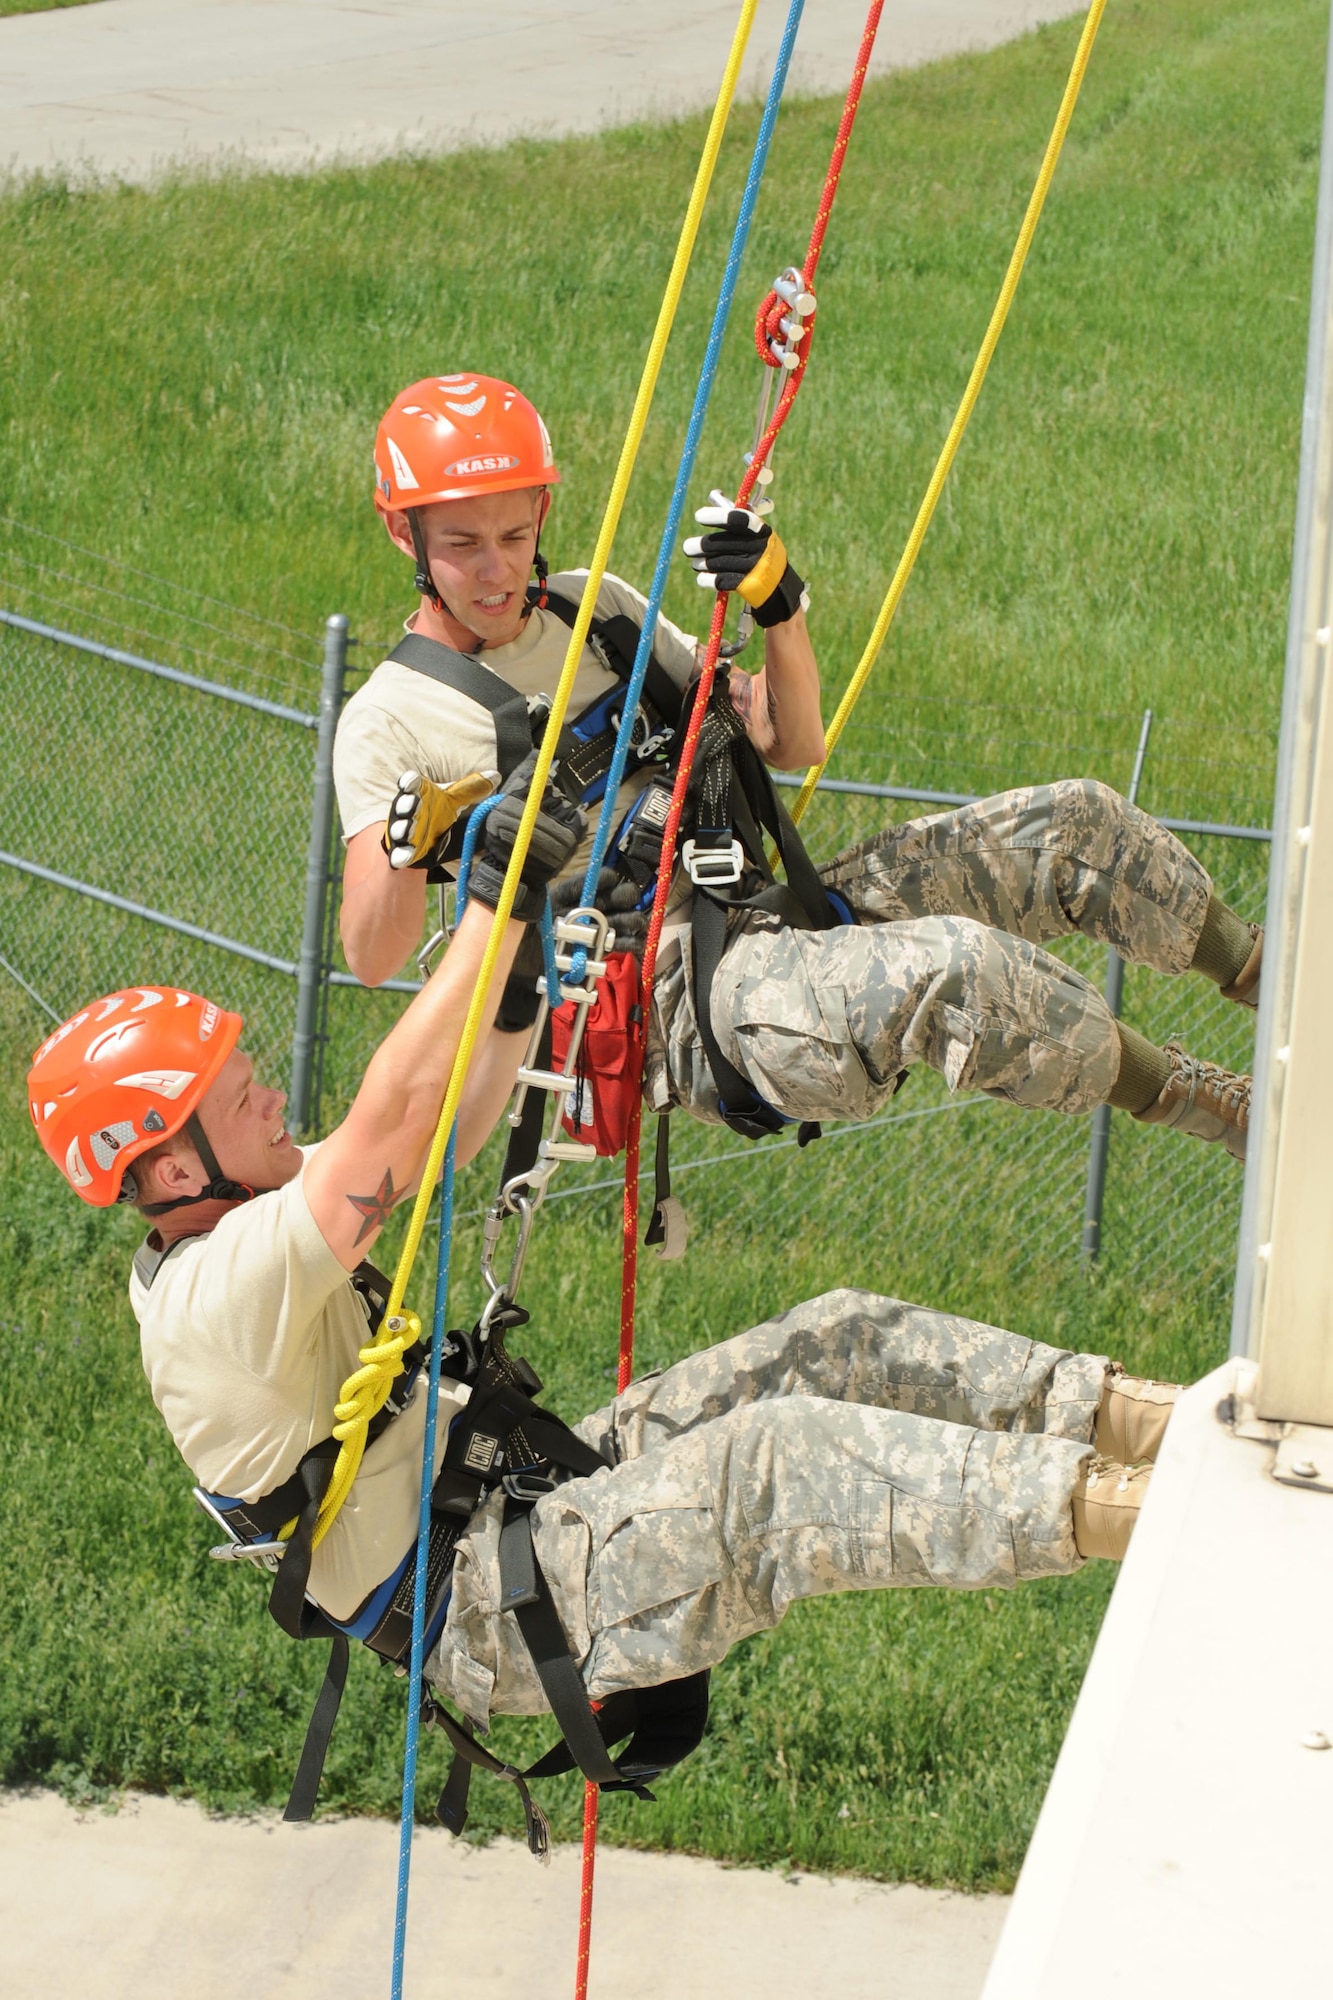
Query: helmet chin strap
138,1111,255,1216
407,508,444,612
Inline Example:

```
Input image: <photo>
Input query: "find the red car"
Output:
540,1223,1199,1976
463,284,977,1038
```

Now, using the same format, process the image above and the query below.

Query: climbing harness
185,1246,708,1829
384,588,687,881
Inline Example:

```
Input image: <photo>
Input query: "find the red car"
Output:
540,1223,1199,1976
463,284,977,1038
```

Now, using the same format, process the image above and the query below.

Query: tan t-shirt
333,570,697,884
129,1151,469,1622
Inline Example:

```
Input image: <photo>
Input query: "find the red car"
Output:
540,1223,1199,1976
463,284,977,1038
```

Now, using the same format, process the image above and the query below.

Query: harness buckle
682,836,745,888
619,705,673,760
502,1470,558,1505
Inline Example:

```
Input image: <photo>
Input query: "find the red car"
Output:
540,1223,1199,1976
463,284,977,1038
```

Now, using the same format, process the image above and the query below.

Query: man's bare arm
341,825,429,986
304,899,524,1269
728,606,825,770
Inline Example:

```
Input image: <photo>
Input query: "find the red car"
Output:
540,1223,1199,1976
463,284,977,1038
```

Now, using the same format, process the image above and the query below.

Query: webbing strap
389,633,533,779
689,894,789,1140
498,1502,623,1789
499,1015,554,1187
267,1442,340,1637
541,592,685,735
429,1699,551,1858
283,1627,350,1822
685,683,841,1139
643,1114,673,1247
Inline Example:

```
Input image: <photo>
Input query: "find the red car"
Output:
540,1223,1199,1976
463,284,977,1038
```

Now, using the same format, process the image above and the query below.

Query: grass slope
0,0,1323,1889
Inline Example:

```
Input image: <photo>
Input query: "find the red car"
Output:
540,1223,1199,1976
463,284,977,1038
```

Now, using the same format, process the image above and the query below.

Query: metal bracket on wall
1271,1424,1333,1493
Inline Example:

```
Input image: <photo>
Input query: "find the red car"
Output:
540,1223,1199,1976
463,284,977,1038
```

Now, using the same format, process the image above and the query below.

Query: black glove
467,750,585,924
683,488,809,628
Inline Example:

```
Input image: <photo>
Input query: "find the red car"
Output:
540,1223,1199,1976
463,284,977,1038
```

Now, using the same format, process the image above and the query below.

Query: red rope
573,1778,600,2000
575,9,884,1991
749,0,884,482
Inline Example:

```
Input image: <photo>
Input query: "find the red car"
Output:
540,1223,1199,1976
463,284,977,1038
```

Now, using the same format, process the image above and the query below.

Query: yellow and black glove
382,769,497,871
683,489,809,628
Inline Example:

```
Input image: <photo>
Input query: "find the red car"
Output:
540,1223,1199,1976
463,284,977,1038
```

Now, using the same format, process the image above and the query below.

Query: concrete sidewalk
1,0,1081,184
2,1788,1006,1999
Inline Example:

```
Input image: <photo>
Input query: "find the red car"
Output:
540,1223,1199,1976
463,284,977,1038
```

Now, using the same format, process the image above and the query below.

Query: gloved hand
382,769,497,871
467,750,586,924
683,489,809,628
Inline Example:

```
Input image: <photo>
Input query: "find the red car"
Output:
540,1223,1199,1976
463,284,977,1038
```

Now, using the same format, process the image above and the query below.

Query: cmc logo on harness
444,454,520,478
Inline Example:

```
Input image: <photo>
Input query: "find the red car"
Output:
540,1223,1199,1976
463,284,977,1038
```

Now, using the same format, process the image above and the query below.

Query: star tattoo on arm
346,1167,399,1245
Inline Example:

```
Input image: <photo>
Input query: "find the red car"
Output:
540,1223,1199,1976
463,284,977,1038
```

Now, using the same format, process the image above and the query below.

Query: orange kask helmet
28,986,245,1211
373,374,559,514
374,374,560,611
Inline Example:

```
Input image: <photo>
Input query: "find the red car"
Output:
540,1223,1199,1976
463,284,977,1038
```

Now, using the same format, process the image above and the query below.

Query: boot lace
1163,1039,1251,1128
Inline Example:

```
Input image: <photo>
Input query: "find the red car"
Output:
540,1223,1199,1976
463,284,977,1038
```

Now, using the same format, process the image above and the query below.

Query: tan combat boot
1072,1457,1153,1561
1134,1041,1250,1160
1220,923,1263,1008
1094,1367,1181,1464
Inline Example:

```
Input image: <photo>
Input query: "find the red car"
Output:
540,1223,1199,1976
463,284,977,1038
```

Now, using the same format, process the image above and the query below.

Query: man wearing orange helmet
331,372,1260,1167
28,970,1179,1819
25,804,582,1620
334,372,827,993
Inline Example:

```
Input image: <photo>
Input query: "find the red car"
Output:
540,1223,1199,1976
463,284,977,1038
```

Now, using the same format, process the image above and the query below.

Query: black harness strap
690,894,785,1141
427,1698,552,1859
388,632,533,779
643,1113,674,1248
266,1442,341,1638
498,1500,624,1789
682,683,844,1142
282,1616,350,1823
540,591,685,735
522,1674,712,1787
279,1508,463,1824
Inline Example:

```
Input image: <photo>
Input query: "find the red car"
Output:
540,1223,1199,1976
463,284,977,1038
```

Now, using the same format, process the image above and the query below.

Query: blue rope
389,1125,457,2000
388,2,809,1963
539,901,562,1007
568,0,808,982
453,793,502,916
390,787,496,1999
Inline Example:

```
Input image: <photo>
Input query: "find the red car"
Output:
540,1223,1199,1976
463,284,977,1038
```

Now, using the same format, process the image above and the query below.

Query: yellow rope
789,0,1107,828
309,0,762,1549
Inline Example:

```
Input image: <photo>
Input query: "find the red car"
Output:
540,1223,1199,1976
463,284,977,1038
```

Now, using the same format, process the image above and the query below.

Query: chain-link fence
0,584,1273,1335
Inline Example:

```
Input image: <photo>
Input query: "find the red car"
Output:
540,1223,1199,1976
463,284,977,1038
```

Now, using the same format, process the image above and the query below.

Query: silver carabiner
479,1192,538,1331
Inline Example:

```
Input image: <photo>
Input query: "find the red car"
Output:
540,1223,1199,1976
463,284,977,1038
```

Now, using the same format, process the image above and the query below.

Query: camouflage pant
647,778,1212,1124
427,1289,1106,1723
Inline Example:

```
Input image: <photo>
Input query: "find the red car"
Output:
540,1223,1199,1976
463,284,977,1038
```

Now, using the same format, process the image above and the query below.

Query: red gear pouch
548,949,644,1158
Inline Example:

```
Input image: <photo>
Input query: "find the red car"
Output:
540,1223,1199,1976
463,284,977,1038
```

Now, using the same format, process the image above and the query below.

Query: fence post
290,614,348,1135
1081,707,1154,1263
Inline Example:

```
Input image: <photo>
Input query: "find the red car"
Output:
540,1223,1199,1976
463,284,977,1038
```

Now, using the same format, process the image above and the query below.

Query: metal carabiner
479,1192,538,1330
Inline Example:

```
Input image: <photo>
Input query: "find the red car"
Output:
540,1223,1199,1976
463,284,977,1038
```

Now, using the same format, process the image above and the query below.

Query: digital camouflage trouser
427,1289,1108,1723
645,778,1212,1125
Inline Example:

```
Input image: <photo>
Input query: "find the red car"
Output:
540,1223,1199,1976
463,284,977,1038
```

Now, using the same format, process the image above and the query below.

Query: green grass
0,0,1323,1889
0,0,99,14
